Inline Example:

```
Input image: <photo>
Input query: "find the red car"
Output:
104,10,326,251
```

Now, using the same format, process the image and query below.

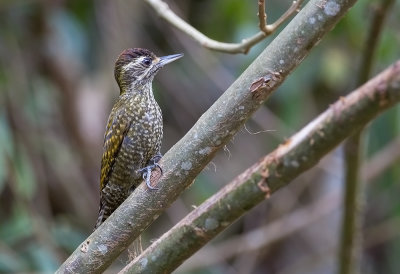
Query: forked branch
258,0,302,34
145,0,304,54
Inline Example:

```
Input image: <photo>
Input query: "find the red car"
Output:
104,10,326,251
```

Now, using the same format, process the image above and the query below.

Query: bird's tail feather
94,203,110,230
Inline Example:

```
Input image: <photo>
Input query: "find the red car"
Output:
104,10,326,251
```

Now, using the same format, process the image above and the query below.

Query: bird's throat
120,81,156,105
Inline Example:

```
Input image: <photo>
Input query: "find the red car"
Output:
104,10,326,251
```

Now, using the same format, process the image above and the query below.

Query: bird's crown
114,48,158,91
114,48,183,94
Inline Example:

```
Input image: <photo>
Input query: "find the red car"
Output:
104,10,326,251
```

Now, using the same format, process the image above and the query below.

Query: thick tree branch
146,0,303,54
57,0,360,272
121,61,400,273
181,134,400,271
136,191,341,272
177,135,400,271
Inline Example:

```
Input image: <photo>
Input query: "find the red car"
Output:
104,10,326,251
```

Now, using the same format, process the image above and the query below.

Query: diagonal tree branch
179,130,400,271
146,0,304,54
120,60,400,273
177,190,341,272
56,0,360,272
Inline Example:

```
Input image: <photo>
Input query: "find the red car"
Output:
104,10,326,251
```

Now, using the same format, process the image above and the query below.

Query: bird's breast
124,97,163,160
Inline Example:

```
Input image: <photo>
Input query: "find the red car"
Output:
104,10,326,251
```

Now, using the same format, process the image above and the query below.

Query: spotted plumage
95,48,183,229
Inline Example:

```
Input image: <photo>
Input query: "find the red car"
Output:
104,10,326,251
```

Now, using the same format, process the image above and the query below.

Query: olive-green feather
100,106,130,191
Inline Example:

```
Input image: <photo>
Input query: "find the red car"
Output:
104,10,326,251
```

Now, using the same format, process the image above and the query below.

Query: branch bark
179,131,400,271
136,191,342,272
57,0,360,272
179,133,400,271
120,60,400,273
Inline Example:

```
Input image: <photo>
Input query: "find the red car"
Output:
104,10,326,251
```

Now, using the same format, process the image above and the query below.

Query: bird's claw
139,163,163,190
154,163,163,175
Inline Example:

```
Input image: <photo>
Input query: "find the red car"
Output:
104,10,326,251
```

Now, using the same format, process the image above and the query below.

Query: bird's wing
100,108,130,191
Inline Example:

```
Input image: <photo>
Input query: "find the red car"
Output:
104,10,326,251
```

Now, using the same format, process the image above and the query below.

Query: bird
94,48,183,229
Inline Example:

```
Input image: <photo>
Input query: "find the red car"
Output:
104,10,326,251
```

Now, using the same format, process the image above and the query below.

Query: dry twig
258,0,303,34
146,0,303,54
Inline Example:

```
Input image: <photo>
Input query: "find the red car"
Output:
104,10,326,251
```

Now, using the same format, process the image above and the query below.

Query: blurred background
0,0,399,273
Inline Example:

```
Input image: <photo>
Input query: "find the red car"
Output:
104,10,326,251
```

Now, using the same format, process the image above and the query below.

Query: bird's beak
158,53,184,67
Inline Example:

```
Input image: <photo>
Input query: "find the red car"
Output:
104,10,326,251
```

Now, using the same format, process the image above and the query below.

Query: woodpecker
95,48,183,229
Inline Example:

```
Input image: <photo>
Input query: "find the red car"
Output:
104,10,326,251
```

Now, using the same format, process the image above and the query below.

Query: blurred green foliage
0,0,399,273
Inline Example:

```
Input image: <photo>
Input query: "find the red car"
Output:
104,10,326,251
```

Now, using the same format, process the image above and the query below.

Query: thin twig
340,132,364,274
145,0,303,54
259,0,304,34
339,1,396,273
258,0,268,33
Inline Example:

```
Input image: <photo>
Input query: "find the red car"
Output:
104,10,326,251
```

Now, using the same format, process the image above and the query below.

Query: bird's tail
94,202,111,230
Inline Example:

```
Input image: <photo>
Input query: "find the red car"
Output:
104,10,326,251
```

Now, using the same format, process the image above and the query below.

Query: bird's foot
139,158,163,190
151,152,163,165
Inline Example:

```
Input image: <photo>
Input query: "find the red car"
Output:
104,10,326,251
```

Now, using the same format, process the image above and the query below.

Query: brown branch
181,133,400,270
178,190,341,271
258,0,268,33
121,60,400,273
146,0,303,54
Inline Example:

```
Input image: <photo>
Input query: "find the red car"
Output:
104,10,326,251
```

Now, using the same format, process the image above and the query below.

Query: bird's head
114,48,183,94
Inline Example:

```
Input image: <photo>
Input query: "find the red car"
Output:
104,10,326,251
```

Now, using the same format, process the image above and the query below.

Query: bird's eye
142,58,152,66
